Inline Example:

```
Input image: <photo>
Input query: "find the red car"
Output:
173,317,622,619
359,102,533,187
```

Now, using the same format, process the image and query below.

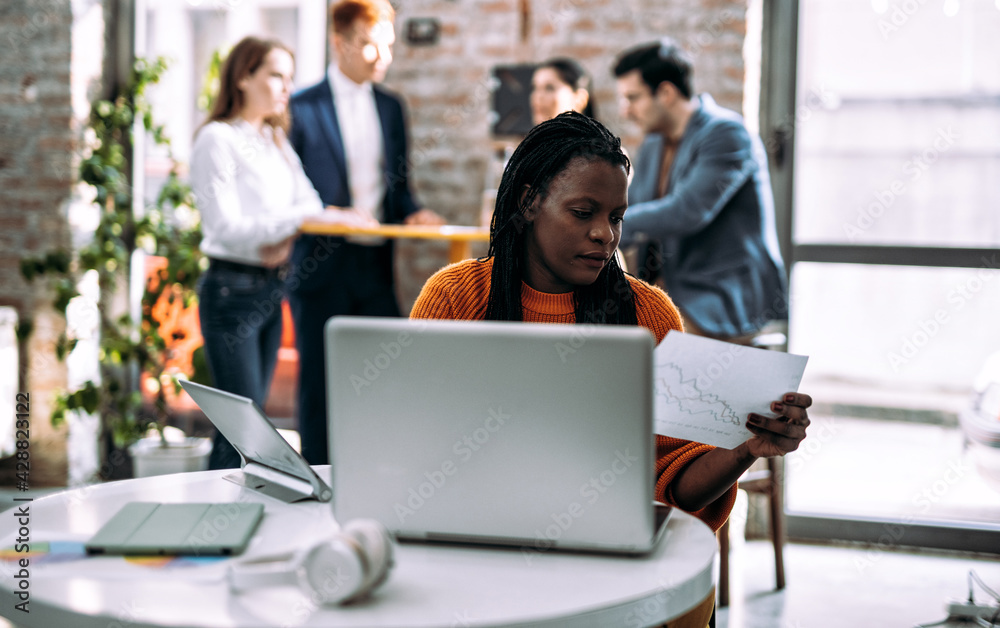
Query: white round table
0,468,716,627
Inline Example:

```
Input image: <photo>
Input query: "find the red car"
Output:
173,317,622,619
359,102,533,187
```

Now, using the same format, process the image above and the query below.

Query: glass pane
786,413,1000,526
793,0,1000,247
788,262,1000,525
790,262,1000,391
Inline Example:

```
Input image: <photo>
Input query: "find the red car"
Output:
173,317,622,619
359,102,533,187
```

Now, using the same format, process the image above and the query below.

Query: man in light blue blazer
288,0,442,464
613,40,787,341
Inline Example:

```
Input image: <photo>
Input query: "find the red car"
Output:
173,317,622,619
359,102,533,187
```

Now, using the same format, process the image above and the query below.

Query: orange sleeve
654,435,738,532
410,269,455,320
628,276,685,343
410,259,490,320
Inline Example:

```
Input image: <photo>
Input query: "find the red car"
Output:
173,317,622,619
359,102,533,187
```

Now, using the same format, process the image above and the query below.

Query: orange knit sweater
410,258,737,532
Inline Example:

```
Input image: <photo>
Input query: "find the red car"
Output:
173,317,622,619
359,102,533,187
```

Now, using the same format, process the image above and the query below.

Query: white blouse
190,119,323,265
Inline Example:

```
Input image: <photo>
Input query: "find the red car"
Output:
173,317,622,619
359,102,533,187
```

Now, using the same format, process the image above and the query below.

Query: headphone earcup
340,519,394,600
298,536,366,605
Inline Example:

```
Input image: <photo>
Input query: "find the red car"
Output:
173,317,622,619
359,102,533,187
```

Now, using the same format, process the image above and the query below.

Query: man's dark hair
613,39,694,99
484,111,637,326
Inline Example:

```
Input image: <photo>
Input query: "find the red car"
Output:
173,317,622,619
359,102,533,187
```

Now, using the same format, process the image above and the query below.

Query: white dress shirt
190,119,323,265
329,65,386,244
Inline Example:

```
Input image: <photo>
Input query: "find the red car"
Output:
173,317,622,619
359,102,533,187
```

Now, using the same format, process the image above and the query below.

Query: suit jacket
287,78,420,293
621,94,788,338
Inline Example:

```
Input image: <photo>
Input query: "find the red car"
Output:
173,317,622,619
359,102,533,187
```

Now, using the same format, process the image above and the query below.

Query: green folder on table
85,502,264,556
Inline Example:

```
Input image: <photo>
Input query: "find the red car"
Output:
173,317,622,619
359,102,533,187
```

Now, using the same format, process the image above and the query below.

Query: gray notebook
85,502,264,556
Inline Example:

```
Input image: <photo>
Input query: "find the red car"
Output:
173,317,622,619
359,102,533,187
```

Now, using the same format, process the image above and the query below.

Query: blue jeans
197,263,285,470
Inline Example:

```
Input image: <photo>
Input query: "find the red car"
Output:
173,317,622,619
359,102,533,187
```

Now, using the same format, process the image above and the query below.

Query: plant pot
128,436,212,478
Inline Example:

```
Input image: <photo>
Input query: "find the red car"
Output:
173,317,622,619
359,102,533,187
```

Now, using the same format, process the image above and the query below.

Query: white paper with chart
653,332,809,449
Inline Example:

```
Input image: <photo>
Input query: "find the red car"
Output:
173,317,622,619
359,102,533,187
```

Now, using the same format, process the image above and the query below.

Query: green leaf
46,250,71,274
20,258,37,281
51,395,67,427
53,279,79,314
80,381,101,414
55,333,69,360
15,319,34,341
96,100,114,118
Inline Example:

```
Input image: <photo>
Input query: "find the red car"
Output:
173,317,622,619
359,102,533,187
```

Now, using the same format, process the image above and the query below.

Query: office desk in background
298,221,491,265
145,223,491,419
0,469,716,628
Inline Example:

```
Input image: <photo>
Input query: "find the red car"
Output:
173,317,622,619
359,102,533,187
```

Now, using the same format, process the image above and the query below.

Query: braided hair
484,111,638,325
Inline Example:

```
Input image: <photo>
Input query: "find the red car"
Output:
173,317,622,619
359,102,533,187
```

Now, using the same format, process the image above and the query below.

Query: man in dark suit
613,40,788,342
288,0,442,464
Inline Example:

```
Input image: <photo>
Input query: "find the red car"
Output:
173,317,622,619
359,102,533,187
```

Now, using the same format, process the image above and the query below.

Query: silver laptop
324,316,671,555
179,380,332,503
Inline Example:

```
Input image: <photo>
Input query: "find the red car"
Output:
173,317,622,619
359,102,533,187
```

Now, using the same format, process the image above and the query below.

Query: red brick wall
385,0,750,311
0,1,74,307
0,0,99,485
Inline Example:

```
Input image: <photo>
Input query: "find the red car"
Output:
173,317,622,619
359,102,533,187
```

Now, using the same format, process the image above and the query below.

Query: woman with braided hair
410,111,811,626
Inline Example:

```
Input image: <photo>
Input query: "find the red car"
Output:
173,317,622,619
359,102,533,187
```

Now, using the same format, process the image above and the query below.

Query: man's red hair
330,0,395,35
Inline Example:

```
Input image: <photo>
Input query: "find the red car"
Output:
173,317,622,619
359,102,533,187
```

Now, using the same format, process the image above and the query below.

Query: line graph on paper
655,363,742,426
652,332,809,449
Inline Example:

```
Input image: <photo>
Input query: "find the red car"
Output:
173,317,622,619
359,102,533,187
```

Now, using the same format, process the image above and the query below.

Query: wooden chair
717,457,785,606
717,327,788,607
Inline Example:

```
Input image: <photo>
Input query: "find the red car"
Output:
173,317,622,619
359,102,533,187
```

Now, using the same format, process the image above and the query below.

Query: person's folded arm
621,121,756,246
654,437,738,533
668,440,756,513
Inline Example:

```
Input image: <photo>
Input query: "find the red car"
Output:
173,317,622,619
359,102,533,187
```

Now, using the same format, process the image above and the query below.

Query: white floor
719,538,1000,628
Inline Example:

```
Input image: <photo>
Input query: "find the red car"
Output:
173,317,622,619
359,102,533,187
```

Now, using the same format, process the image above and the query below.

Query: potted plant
21,57,211,479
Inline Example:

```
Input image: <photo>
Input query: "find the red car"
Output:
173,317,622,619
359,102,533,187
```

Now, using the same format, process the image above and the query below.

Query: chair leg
717,518,730,607
768,458,786,590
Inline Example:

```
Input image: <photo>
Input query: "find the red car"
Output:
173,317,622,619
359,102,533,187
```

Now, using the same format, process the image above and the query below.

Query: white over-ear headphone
227,519,394,605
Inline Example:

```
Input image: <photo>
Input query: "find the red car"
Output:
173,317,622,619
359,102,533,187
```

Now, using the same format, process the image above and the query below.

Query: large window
783,0,1000,542
793,1,1000,248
